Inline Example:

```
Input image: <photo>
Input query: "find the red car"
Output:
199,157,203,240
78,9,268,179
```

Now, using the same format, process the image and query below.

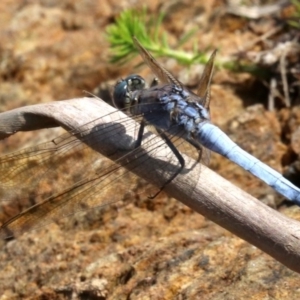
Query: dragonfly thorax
113,73,210,137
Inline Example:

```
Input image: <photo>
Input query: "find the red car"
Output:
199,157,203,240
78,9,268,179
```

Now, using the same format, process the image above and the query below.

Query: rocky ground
0,0,300,299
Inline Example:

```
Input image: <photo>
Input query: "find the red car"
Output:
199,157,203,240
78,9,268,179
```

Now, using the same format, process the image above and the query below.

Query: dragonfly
0,37,300,240
114,37,300,205
0,39,214,239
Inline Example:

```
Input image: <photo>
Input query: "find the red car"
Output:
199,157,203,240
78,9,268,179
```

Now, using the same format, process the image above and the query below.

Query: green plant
106,8,209,66
288,0,300,29
105,7,271,79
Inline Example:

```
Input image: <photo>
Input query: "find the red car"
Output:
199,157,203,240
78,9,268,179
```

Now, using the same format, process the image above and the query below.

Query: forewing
133,37,183,86
196,50,217,109
0,124,132,237
0,112,186,239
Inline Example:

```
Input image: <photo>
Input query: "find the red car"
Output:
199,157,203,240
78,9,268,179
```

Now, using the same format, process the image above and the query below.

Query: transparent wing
196,50,216,109
0,110,194,239
133,37,216,109
133,37,183,86
0,39,215,239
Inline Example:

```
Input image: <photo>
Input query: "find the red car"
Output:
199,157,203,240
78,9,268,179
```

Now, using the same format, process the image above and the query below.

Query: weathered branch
1,97,300,273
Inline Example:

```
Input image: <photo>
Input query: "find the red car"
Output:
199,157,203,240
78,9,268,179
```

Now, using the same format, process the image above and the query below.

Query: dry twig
0,97,300,272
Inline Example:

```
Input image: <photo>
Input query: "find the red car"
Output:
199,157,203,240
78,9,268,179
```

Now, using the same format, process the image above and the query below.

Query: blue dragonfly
113,37,300,205
0,37,299,239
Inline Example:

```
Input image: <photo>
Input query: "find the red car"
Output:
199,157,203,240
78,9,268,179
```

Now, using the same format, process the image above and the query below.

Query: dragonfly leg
148,127,185,199
135,119,146,148
135,119,185,199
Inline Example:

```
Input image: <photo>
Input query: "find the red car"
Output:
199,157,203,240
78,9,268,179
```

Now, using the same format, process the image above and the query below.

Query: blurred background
0,1,300,299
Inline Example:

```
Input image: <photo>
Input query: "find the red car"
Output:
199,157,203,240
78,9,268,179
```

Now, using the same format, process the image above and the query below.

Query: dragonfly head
113,74,146,111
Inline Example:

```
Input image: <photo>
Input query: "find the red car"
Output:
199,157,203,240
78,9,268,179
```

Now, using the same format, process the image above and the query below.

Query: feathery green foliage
288,0,300,29
106,8,209,66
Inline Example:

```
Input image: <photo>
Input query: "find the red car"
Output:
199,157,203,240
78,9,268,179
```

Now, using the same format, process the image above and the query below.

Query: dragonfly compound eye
113,75,146,109
126,74,146,92
113,79,127,109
